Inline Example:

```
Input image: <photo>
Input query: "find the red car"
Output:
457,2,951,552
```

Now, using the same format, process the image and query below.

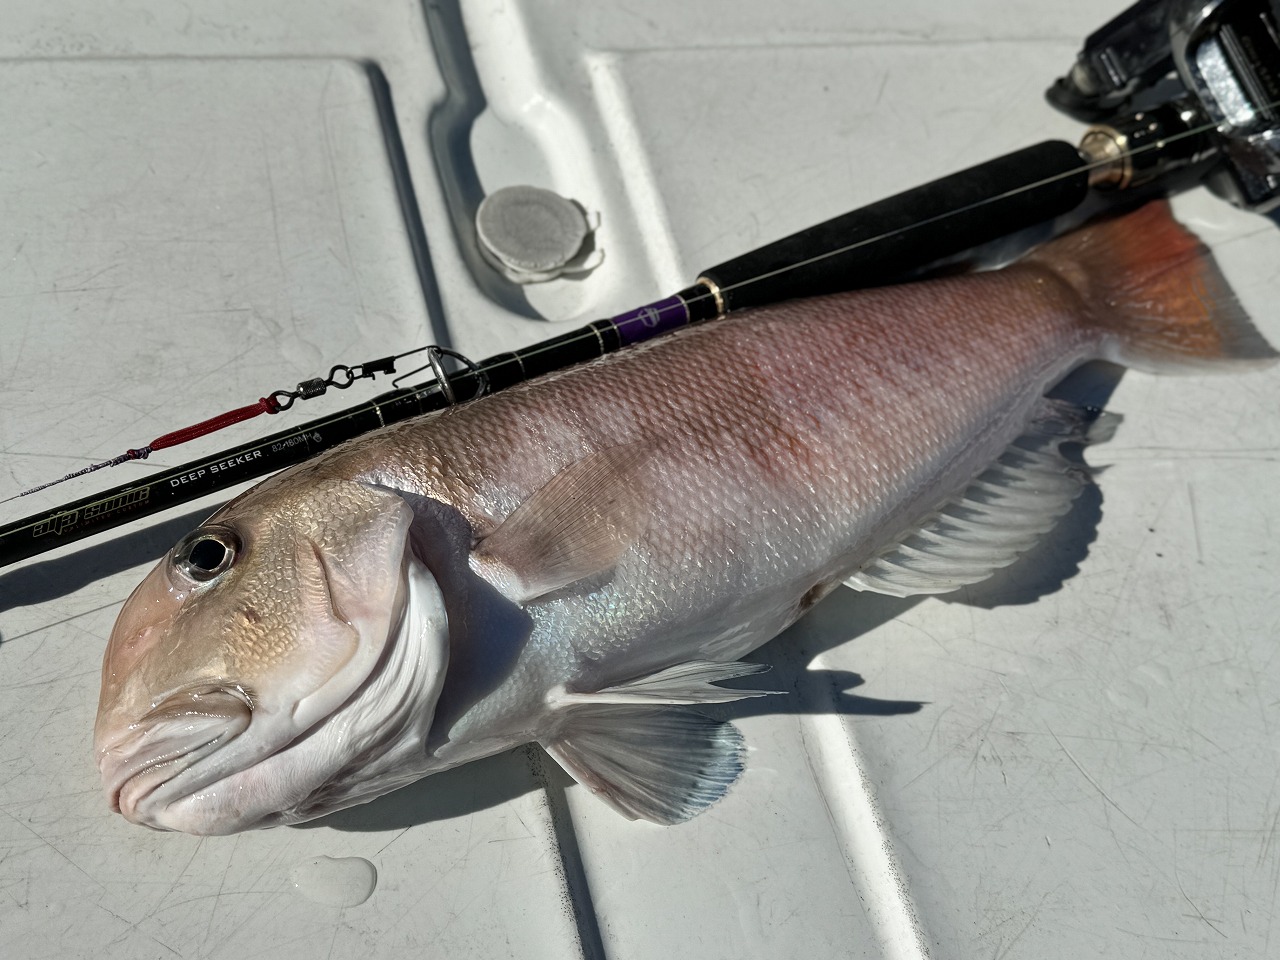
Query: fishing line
0,104,1272,564
15,107,1244,491
0,348,428,503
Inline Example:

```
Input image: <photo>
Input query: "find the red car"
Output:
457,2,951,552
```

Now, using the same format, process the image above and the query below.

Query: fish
95,201,1275,835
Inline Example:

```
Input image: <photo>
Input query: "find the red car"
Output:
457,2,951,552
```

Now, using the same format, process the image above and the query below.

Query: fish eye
173,526,241,582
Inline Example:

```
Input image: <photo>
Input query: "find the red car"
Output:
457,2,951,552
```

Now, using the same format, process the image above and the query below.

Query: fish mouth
97,596,413,832
99,686,253,824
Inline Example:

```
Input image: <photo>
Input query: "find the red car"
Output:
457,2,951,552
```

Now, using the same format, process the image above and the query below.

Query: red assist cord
3,350,424,503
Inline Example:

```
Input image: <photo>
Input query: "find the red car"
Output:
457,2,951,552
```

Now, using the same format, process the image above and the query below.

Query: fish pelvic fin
1028,199,1277,373
542,706,747,825
846,398,1111,597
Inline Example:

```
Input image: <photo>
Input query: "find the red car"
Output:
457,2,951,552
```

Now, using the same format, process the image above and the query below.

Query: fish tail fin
1027,200,1277,373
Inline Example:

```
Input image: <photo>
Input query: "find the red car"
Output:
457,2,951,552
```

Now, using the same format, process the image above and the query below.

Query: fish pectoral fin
469,442,653,604
551,660,780,706
542,706,746,825
845,397,1118,598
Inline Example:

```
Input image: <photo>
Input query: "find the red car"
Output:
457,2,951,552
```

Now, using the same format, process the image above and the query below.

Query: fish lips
99,685,254,823
99,639,402,833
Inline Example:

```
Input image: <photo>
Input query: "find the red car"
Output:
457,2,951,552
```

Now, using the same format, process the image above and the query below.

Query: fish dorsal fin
543,707,748,824
471,442,652,605
551,659,778,707
845,398,1119,598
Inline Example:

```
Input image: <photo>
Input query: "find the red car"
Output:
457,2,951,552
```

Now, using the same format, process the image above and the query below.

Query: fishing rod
1,0,1277,570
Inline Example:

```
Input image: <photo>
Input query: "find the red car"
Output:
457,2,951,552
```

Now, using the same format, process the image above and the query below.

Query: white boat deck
2,2,1278,957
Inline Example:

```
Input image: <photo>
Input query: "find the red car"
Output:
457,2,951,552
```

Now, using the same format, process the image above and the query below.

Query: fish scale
302,253,1100,740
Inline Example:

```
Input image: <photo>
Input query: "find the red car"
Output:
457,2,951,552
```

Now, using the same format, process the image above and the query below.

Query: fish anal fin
543,706,746,824
470,442,652,604
846,398,1110,598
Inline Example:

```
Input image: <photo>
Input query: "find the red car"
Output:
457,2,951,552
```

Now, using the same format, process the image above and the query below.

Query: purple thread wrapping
609,295,690,347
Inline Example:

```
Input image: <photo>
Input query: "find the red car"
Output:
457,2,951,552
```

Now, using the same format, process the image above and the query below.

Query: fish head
96,476,449,834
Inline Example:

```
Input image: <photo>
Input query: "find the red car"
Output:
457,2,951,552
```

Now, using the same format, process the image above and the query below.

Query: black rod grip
701,140,1089,311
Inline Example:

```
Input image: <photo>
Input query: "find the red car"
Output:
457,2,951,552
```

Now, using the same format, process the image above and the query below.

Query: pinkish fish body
95,202,1275,834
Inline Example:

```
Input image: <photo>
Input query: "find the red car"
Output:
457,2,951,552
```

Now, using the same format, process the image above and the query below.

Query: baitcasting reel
1050,0,1280,211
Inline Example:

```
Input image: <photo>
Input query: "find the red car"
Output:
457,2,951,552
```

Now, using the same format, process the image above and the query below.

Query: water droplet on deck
288,855,377,907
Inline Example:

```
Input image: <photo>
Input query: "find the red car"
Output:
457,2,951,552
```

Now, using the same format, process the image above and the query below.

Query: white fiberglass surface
1,2,1278,959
